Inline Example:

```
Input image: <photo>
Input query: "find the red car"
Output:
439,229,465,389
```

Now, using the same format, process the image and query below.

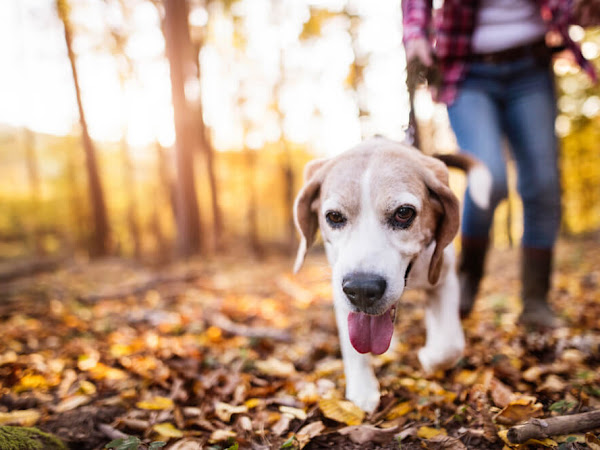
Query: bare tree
57,0,111,256
163,0,203,256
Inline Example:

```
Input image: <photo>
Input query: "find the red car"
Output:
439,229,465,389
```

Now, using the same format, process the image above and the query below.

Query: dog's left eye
391,205,416,229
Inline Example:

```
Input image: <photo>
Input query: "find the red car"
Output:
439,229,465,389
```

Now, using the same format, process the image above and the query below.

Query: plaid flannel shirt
402,0,597,104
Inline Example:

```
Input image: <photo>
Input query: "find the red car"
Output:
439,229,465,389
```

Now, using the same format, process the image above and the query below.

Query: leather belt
469,39,551,64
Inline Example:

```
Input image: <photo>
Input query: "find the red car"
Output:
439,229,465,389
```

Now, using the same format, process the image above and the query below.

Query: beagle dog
293,137,490,412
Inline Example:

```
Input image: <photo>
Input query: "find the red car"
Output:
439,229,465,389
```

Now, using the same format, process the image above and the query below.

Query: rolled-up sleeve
402,0,433,43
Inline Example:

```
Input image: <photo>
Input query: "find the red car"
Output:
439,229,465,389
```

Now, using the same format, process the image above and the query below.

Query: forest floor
0,235,599,450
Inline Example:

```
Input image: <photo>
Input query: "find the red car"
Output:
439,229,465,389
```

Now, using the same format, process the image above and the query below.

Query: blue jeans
447,55,561,249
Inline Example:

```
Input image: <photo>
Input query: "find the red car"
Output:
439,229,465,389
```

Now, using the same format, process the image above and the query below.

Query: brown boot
458,236,489,318
519,247,561,329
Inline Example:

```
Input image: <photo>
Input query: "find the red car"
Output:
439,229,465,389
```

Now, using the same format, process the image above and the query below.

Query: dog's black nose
342,273,387,309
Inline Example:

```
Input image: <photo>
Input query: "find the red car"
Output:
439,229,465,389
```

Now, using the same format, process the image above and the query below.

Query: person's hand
573,0,600,27
405,37,433,67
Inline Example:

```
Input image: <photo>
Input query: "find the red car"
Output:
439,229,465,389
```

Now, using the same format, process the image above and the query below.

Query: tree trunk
163,0,202,257
57,0,111,257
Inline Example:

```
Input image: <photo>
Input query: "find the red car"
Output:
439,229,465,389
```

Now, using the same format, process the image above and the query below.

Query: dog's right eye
325,211,347,228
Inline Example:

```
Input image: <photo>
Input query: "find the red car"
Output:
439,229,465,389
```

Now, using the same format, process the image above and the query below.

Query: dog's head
293,137,460,354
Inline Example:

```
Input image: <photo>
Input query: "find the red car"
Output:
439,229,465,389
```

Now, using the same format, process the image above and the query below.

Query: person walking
402,0,596,328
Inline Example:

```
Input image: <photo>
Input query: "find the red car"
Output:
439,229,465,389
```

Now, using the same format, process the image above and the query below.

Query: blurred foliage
0,127,311,260
555,28,600,234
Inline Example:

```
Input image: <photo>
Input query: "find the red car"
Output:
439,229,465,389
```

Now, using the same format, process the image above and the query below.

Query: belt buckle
482,54,497,64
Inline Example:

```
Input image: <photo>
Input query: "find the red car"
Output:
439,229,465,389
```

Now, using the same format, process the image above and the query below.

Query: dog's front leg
334,295,380,413
418,264,465,373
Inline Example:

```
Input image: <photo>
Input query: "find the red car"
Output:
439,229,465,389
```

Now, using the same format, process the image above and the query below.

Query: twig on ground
206,311,292,342
78,271,202,303
507,409,600,444
97,423,128,441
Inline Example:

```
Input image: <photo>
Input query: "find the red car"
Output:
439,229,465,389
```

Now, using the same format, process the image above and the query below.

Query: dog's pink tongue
347,310,394,355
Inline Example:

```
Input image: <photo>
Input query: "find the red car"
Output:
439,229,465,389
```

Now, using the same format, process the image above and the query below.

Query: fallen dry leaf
169,438,203,450
338,424,400,444
494,396,543,425
0,409,41,426
425,434,467,449
53,394,92,413
209,429,236,443
587,433,600,450
489,377,514,408
136,396,174,410
280,405,307,420
214,401,248,422
386,401,413,420
318,398,365,426
271,414,291,436
296,421,326,448
417,426,447,439
537,374,567,393
153,422,184,439
255,357,296,377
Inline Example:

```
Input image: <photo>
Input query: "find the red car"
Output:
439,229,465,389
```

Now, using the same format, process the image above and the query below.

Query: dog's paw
346,375,380,413
418,343,464,374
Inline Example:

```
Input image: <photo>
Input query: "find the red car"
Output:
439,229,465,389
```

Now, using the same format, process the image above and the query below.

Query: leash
405,58,441,151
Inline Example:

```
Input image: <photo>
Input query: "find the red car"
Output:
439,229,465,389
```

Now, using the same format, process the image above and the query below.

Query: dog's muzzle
342,273,387,311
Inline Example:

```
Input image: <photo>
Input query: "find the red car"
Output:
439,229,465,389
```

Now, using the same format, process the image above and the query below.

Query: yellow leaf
0,410,41,426
16,374,49,392
417,426,447,439
255,358,295,377
244,398,261,409
455,369,479,386
153,422,184,439
215,401,248,422
386,401,413,420
88,363,127,381
497,430,512,447
318,398,365,425
523,438,558,447
77,380,97,395
136,396,174,410
109,343,132,358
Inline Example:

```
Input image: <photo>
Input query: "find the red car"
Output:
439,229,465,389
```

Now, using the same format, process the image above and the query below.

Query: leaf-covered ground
0,236,599,450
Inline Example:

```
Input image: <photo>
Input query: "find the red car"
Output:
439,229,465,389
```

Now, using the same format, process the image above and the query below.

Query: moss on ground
0,426,67,450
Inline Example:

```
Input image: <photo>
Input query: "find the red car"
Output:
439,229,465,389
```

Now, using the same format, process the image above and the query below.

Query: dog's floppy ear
293,158,329,273
420,157,460,285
